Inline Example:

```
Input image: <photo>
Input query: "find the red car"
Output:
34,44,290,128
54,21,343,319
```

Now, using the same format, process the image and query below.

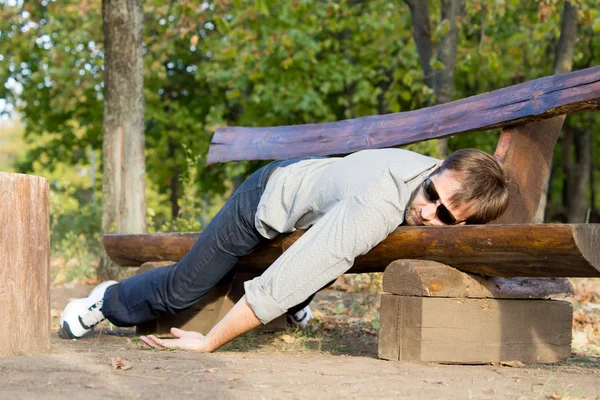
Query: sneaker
59,280,117,339
286,305,314,329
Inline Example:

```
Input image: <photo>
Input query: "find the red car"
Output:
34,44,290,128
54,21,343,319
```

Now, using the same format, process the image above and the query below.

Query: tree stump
0,173,50,357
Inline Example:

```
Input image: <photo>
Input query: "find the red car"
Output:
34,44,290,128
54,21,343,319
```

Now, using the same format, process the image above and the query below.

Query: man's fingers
140,335,180,350
170,327,186,337
140,335,165,349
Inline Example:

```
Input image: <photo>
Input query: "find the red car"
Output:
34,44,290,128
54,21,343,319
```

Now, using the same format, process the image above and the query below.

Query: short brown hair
436,148,509,224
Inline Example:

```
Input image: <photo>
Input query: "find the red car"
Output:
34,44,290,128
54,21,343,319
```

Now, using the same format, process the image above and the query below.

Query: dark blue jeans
102,159,314,327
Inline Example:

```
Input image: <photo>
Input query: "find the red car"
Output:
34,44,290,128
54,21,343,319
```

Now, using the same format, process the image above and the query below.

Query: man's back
255,148,440,239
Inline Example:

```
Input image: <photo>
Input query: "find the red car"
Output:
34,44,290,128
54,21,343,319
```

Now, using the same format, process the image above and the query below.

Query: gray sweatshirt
244,149,439,324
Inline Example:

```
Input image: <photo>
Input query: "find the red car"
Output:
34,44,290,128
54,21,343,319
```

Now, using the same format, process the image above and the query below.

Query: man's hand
140,327,210,352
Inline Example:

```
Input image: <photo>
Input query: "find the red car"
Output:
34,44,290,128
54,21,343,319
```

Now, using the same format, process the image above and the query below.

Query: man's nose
421,202,438,221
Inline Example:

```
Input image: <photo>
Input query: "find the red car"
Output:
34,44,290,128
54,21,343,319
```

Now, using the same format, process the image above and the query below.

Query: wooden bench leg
135,264,285,336
378,260,573,363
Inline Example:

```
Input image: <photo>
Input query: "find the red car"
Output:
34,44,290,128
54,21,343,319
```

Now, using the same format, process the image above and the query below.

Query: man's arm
140,295,260,352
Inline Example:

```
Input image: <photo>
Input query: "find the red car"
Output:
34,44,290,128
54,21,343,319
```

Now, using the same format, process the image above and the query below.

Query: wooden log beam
382,260,573,298
103,223,600,277
207,65,600,165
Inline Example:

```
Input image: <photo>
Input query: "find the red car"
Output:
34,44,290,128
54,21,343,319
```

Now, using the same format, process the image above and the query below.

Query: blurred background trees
0,0,599,280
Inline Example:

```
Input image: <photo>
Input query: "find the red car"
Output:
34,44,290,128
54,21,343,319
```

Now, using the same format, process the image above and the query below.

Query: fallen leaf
279,334,298,344
110,357,133,371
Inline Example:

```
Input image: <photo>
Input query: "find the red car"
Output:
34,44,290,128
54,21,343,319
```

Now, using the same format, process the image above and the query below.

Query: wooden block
378,294,572,363
0,173,50,357
136,270,285,336
383,260,573,299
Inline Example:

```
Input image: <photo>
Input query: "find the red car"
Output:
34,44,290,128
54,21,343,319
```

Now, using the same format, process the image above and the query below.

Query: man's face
404,169,473,226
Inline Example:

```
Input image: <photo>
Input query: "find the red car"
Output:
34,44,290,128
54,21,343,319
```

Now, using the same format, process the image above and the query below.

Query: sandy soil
1,283,600,400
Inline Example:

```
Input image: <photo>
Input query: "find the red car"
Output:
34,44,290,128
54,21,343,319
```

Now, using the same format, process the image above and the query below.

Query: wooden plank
207,66,600,165
0,173,50,357
493,117,565,223
378,295,572,363
103,223,600,277
382,260,573,298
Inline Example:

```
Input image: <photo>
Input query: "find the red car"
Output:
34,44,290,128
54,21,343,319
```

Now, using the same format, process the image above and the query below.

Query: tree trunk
99,0,147,280
433,0,462,157
168,140,181,220
535,0,579,222
404,0,463,157
403,0,433,88
565,123,591,222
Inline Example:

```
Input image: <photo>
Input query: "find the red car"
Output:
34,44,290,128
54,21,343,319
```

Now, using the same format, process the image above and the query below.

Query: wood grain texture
104,223,600,277
207,65,600,165
382,260,573,298
493,117,565,224
378,295,572,363
0,173,50,357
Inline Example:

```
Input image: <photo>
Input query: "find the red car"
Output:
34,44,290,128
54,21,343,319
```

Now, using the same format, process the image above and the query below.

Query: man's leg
60,159,295,338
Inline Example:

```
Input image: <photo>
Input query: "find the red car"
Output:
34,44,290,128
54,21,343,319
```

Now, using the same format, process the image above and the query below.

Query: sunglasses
422,177,462,225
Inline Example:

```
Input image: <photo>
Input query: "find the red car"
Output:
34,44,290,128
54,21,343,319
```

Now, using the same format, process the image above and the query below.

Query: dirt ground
2,283,600,400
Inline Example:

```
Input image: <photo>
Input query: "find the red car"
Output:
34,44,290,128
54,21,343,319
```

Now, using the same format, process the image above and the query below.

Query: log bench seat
104,65,600,363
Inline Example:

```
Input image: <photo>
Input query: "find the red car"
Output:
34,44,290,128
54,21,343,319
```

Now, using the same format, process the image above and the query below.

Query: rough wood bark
0,173,50,357
103,223,600,277
382,260,573,298
207,65,600,165
100,0,147,280
403,0,433,88
403,0,462,157
563,120,592,222
378,295,572,363
535,0,579,223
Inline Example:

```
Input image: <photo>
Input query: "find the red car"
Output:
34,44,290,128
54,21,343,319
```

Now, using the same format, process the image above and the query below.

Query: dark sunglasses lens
423,179,439,201
436,205,456,225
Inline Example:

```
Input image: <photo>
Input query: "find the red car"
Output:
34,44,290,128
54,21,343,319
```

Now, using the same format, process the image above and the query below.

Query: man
60,148,509,352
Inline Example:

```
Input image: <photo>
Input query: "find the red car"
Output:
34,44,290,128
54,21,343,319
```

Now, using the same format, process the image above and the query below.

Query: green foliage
0,119,25,171
1,0,600,266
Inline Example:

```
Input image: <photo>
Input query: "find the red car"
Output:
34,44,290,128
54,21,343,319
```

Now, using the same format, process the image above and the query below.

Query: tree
403,0,464,157
99,0,146,279
536,0,579,223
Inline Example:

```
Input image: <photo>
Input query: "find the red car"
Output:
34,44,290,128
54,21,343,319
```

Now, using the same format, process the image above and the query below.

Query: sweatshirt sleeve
244,196,404,324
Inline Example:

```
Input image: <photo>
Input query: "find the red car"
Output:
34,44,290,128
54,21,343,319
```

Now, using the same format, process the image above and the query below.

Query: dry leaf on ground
279,335,298,344
110,357,133,371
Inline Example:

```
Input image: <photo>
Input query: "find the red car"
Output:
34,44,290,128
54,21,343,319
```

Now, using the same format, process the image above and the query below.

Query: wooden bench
105,65,600,363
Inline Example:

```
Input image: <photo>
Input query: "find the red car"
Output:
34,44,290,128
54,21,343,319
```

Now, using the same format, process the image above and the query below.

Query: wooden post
0,173,50,357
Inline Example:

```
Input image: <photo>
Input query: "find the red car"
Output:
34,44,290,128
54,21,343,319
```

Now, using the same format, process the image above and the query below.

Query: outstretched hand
140,328,210,352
